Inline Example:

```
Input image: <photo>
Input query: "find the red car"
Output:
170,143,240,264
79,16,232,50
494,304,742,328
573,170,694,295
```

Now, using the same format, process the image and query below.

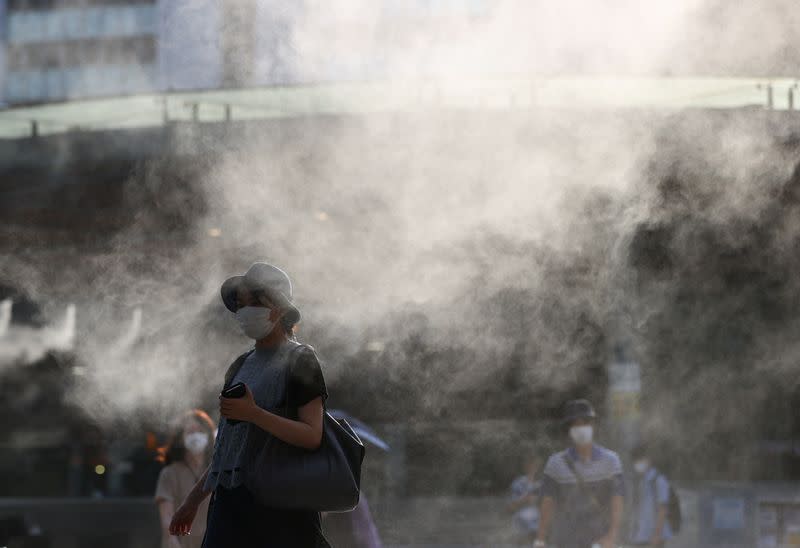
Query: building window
8,5,156,44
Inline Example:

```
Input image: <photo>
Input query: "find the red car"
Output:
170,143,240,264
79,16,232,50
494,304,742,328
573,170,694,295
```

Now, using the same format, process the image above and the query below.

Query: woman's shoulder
291,345,322,376
295,343,319,361
157,462,179,480
155,463,178,499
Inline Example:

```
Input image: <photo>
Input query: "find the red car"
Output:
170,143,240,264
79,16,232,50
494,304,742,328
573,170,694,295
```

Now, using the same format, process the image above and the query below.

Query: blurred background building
0,0,494,105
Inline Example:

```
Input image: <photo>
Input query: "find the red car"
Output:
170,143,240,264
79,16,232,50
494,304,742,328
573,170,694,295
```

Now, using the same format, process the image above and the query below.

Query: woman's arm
157,498,173,529
220,386,324,450
169,465,212,536
156,499,182,547
184,465,212,508
250,396,324,450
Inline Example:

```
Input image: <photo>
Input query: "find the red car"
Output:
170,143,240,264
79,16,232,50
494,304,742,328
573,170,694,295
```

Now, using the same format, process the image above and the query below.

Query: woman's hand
169,500,198,536
219,384,259,423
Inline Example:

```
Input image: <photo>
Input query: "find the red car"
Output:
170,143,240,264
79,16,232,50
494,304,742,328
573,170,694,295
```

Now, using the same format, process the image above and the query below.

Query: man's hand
220,384,259,422
595,534,616,548
169,500,199,536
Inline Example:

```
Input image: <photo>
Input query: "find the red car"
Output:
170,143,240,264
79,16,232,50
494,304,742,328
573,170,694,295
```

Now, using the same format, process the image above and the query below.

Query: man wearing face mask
534,399,624,548
627,444,673,547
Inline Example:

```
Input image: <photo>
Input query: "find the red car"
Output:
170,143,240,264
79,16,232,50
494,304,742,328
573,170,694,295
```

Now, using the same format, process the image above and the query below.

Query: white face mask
569,425,593,446
235,306,276,340
183,432,209,454
634,459,650,474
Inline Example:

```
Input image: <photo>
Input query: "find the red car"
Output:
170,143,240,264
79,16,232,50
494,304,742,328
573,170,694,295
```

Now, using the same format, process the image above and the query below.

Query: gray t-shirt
204,342,327,492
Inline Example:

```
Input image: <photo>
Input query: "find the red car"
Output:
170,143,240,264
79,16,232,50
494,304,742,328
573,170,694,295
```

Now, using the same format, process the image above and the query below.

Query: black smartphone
221,382,246,425
222,382,246,398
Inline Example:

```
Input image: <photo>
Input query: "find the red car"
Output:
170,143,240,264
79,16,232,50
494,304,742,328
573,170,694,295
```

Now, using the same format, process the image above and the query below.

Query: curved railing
0,76,797,139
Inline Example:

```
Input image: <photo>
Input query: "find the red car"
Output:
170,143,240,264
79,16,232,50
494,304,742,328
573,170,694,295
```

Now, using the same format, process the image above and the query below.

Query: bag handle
282,343,306,416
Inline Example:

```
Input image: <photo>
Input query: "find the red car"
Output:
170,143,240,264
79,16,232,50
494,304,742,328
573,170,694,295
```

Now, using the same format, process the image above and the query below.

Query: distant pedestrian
155,409,215,548
627,444,674,547
535,399,624,548
506,450,543,543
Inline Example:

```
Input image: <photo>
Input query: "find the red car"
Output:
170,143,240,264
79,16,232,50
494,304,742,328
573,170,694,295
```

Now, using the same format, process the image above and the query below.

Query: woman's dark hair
157,409,215,466
281,311,299,336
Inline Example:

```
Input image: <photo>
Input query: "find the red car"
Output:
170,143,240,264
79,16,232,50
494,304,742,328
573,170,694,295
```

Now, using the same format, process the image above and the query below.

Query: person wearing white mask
168,263,330,548
627,444,674,547
535,399,624,548
155,409,216,548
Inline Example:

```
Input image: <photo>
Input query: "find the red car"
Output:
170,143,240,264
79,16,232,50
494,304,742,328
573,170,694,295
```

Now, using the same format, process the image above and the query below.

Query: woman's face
525,457,542,476
235,288,284,323
236,288,263,309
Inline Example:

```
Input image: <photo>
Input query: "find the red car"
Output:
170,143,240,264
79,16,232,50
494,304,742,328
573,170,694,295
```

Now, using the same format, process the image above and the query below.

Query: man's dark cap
562,399,597,425
631,443,649,460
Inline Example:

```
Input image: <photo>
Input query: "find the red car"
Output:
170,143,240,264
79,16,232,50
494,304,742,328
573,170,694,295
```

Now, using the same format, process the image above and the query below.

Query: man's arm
652,475,670,542
607,494,623,544
596,494,624,547
599,455,626,547
536,495,555,544
652,502,668,542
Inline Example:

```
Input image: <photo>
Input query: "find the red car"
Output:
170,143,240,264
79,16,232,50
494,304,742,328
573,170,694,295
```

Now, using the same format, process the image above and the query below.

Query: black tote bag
244,344,365,512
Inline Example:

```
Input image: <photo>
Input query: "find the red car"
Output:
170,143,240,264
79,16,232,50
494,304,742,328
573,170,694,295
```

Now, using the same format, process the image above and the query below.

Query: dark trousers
202,485,330,548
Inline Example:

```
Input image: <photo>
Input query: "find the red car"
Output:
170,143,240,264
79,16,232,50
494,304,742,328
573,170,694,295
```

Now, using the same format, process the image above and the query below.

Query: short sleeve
612,472,625,496
608,452,625,496
656,475,670,505
288,347,328,408
154,465,176,503
540,455,559,498
510,477,525,500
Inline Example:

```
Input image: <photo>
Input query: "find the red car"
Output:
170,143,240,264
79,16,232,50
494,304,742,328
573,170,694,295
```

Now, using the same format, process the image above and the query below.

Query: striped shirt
541,445,624,547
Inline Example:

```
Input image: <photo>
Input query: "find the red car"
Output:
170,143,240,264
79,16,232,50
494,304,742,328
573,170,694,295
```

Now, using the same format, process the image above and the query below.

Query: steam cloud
2,1,799,482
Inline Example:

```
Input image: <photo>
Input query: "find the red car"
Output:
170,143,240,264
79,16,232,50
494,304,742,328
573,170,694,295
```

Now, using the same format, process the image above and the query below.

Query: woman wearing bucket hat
168,263,331,548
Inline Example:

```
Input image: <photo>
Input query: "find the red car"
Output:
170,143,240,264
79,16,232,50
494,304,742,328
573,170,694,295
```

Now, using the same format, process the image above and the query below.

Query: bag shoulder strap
562,452,586,486
223,349,255,388
282,342,316,414
562,452,603,510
